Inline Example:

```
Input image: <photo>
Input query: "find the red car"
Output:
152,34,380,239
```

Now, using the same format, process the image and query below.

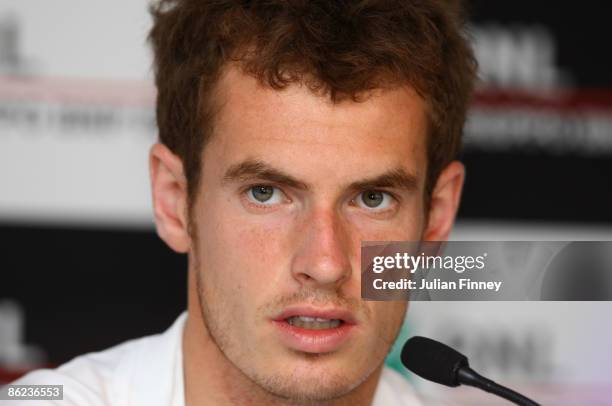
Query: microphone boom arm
457,367,540,406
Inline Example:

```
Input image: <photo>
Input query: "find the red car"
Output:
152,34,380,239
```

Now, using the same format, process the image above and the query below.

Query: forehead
206,65,429,183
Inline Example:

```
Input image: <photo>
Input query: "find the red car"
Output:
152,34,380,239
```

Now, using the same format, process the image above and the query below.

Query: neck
182,269,383,406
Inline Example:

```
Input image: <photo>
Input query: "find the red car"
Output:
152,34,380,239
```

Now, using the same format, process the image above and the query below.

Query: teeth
287,316,342,330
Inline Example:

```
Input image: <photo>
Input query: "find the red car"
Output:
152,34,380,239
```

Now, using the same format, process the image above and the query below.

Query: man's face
189,67,429,400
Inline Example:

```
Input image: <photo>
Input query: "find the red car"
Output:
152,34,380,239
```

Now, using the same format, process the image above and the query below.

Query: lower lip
272,319,356,354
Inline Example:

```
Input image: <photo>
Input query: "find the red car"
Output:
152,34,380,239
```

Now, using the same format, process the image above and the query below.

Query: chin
246,352,377,402
256,370,360,402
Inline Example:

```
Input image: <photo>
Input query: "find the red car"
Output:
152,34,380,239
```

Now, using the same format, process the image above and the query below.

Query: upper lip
273,306,358,325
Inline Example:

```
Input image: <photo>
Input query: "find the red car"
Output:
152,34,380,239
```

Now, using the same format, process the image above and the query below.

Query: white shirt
4,313,424,405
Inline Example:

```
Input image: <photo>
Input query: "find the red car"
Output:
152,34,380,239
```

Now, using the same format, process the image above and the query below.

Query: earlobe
423,161,465,241
149,143,191,253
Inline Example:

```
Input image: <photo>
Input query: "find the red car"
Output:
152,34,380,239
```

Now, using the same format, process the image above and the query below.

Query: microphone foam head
401,336,468,387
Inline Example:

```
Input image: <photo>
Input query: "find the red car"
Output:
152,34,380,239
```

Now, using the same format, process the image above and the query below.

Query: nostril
296,272,313,283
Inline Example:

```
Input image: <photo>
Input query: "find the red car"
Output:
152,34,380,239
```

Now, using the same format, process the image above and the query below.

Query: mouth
272,307,357,354
286,316,343,330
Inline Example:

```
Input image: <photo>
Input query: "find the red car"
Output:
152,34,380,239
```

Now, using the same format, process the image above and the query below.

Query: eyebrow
347,168,419,192
222,159,419,192
223,159,309,190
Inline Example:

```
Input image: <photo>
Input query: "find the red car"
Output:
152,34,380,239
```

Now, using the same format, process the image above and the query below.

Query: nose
290,208,353,289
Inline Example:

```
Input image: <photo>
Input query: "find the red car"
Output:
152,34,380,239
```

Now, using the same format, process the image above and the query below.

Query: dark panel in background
467,0,612,88
458,0,612,223
459,154,612,223
468,1,611,88
0,225,186,365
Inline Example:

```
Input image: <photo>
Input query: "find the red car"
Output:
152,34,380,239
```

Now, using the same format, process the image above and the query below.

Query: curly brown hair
148,0,477,210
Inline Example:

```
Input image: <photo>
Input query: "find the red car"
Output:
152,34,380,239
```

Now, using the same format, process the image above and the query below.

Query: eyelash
351,190,398,213
242,184,290,209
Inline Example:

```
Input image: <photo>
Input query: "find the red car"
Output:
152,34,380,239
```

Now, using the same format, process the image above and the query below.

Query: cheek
198,206,290,286
236,223,288,271
369,301,408,342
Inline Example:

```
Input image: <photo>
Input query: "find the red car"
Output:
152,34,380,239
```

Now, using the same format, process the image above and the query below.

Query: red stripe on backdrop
0,75,155,108
2,75,612,113
472,88,612,113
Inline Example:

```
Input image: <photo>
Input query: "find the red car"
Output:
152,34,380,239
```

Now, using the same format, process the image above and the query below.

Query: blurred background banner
1,1,611,404
0,1,155,227
461,1,612,225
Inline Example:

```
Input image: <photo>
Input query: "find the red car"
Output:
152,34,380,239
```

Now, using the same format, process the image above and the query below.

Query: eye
246,185,285,205
355,190,394,210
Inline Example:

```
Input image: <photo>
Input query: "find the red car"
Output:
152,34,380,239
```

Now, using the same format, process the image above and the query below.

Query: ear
149,143,191,253
423,160,465,241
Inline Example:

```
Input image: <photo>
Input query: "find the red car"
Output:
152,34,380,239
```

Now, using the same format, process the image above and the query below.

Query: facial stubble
190,242,403,404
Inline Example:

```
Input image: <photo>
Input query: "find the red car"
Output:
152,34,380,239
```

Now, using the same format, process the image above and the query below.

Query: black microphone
401,336,540,406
